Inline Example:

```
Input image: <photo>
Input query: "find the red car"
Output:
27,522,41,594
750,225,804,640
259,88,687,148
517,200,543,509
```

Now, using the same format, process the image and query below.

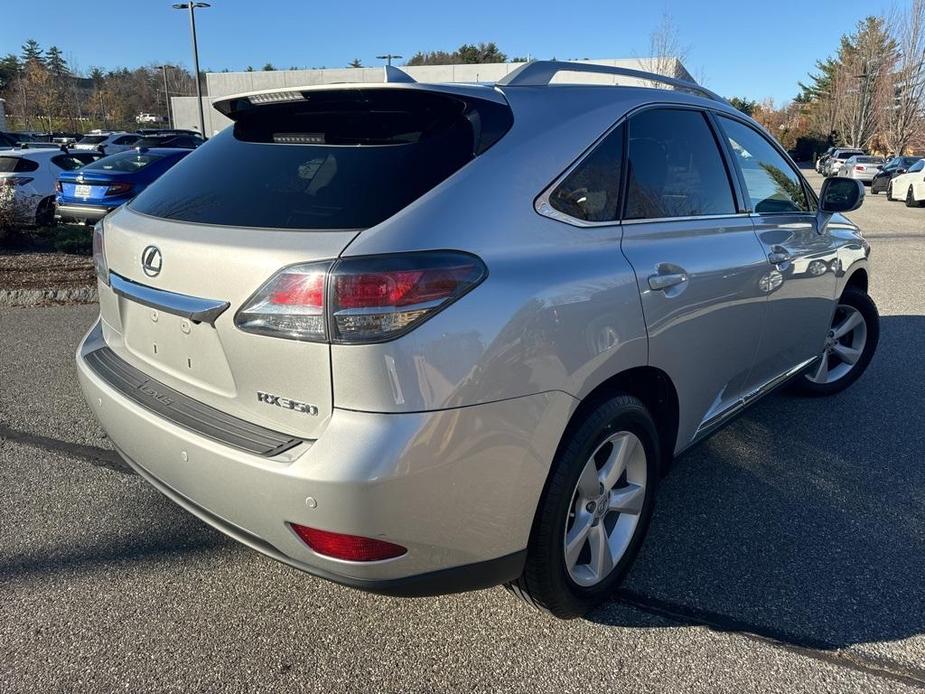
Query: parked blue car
56,147,190,223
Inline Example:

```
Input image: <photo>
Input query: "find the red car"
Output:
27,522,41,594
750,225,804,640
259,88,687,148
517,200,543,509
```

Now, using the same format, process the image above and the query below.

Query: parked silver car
76,62,879,618
836,155,885,182
823,147,865,177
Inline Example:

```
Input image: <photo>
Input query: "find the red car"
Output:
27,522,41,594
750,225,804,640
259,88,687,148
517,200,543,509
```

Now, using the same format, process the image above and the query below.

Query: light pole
172,2,210,136
157,64,173,128
376,53,403,67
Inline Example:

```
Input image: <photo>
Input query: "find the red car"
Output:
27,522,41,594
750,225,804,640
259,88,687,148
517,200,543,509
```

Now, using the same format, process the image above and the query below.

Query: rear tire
793,287,879,397
906,186,920,208
508,395,660,618
34,197,56,227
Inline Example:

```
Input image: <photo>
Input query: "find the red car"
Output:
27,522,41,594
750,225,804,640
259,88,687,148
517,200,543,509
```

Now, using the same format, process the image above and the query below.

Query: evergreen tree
21,39,43,66
46,46,68,77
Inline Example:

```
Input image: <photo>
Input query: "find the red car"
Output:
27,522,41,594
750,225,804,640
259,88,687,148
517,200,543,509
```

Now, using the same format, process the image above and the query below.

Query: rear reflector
290,523,407,562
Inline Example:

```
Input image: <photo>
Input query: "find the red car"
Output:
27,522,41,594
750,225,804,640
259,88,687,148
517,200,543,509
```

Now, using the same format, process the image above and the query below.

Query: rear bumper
76,319,572,595
56,203,113,222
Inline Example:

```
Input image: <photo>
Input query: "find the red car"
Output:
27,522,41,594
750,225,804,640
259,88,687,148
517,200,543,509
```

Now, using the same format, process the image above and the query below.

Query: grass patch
0,223,93,256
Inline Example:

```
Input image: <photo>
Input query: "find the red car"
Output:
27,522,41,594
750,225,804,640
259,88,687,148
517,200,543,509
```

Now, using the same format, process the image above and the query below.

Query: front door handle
648,272,688,291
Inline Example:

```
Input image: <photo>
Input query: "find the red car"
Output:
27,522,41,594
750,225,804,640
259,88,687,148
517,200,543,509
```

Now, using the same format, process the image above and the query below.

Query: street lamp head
172,2,210,8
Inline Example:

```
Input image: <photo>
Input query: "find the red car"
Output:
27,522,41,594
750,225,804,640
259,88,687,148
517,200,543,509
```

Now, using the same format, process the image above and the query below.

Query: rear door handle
648,272,688,291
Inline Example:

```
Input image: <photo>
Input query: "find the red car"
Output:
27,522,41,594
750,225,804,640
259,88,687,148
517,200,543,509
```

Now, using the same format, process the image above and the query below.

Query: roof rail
497,60,727,105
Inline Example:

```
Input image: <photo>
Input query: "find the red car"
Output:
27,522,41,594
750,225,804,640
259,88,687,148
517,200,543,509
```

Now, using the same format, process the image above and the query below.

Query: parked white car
72,131,141,155
886,159,925,207
135,113,165,124
0,148,101,225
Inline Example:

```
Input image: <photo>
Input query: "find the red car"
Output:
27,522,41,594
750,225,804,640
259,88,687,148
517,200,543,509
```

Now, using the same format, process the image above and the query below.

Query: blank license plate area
120,299,236,394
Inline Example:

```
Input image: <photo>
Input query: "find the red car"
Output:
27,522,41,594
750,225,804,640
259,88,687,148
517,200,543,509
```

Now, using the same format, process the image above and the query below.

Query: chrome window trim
622,212,753,226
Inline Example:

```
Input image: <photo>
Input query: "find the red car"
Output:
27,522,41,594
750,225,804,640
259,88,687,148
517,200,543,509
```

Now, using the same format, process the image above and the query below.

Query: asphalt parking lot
1,168,923,693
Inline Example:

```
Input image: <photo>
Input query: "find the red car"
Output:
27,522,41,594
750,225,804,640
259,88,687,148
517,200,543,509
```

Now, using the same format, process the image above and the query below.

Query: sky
1,0,898,103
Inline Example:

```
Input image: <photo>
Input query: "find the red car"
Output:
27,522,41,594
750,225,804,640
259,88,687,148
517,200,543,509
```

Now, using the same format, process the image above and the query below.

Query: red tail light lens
235,252,486,344
855,165,864,171
235,261,331,341
330,252,486,343
290,523,407,561
105,182,133,196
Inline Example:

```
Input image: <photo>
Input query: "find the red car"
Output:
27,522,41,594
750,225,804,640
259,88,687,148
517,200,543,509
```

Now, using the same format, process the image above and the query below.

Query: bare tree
884,0,925,154
644,11,690,85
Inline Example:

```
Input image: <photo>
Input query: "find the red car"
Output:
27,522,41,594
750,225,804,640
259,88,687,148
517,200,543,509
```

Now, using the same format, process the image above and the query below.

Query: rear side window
131,89,513,230
78,135,108,145
0,157,39,173
113,135,139,145
548,124,624,222
718,116,810,213
51,154,88,171
624,108,736,220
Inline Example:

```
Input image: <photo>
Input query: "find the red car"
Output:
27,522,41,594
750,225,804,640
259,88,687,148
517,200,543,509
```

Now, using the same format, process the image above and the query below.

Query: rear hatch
96,85,512,440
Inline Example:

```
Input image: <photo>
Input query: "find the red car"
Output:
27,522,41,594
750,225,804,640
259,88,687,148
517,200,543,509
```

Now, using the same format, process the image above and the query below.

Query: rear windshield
84,151,167,172
130,89,513,229
78,135,108,145
0,156,39,173
855,156,882,163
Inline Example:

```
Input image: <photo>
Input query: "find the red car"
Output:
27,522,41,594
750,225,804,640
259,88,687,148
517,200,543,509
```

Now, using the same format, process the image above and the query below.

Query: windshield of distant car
77,135,108,145
83,151,168,172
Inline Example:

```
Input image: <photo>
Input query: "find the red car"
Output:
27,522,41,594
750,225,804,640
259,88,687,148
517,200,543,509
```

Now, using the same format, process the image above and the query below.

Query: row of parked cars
816,147,925,206
0,129,202,226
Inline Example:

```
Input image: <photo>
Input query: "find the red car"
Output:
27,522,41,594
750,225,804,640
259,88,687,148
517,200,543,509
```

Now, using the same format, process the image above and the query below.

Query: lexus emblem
141,245,162,277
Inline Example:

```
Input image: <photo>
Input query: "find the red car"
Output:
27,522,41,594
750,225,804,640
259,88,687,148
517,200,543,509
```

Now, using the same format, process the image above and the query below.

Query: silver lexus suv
76,62,878,618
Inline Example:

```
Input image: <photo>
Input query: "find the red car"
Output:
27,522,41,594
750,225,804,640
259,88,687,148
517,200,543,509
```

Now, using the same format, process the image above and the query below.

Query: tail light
290,523,407,561
235,251,486,344
92,220,109,286
55,181,63,193
105,182,133,196
855,165,864,171
0,176,34,187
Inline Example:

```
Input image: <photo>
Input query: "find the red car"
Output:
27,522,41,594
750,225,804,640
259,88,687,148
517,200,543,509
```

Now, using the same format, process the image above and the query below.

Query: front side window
718,116,810,214
907,160,925,173
548,124,624,222
624,108,736,220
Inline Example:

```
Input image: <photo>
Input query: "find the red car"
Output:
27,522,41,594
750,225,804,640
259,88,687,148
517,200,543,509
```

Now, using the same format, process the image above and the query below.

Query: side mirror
819,177,864,214
897,168,907,174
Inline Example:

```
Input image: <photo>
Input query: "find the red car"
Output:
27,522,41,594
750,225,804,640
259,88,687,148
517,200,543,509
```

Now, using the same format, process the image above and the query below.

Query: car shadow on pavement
588,314,925,649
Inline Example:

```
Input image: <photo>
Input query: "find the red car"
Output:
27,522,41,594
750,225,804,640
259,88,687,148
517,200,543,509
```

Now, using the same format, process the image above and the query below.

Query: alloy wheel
563,431,647,587
805,304,868,385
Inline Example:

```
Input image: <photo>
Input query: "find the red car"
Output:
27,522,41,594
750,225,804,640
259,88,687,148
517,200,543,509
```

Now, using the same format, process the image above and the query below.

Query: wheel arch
556,366,680,474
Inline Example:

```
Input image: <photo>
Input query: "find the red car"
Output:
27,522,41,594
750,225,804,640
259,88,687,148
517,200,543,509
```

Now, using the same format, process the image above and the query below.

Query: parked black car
871,156,923,195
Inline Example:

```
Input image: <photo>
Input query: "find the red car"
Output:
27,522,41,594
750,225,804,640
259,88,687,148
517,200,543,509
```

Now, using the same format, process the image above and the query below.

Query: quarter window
624,108,736,220
718,116,810,213
548,124,624,222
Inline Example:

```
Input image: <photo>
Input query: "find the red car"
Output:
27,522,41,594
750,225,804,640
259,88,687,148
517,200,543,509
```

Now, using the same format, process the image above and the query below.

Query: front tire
508,395,660,618
794,287,879,396
887,183,895,201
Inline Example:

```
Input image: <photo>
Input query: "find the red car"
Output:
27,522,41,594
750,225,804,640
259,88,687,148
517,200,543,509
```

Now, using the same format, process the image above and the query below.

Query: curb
0,285,98,307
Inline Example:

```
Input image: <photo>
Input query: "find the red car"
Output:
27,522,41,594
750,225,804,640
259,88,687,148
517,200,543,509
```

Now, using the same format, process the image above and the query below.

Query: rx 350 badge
257,391,319,416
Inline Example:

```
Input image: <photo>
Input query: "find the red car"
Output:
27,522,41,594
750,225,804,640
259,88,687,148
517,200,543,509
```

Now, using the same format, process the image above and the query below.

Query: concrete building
171,58,693,135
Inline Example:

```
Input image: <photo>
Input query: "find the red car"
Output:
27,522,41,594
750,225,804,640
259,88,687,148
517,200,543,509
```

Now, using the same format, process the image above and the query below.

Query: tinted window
719,116,810,214
131,89,513,229
0,157,39,173
549,124,623,222
113,136,138,145
78,135,108,145
856,156,883,164
84,151,168,172
908,160,925,173
51,154,89,171
624,109,735,220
